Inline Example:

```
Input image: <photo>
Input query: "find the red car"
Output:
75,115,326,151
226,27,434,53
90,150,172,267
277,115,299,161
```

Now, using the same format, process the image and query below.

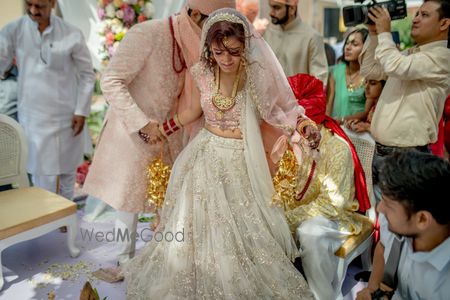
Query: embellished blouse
191,63,244,131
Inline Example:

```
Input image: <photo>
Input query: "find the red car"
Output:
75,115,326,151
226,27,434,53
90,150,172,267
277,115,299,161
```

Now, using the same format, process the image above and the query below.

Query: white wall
0,0,23,28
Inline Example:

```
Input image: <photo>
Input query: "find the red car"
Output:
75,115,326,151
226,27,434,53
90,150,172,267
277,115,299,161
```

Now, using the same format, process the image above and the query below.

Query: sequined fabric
124,129,313,299
124,9,313,299
277,128,363,235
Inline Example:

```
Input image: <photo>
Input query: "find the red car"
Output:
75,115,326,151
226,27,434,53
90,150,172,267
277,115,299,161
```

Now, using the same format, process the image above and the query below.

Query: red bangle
161,118,180,137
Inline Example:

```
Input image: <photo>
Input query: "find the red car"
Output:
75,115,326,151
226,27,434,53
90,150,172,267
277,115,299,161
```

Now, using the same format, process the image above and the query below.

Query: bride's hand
303,125,321,149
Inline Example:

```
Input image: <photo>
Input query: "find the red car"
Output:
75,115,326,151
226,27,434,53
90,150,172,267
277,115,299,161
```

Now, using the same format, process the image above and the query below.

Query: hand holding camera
343,0,407,27
368,6,392,34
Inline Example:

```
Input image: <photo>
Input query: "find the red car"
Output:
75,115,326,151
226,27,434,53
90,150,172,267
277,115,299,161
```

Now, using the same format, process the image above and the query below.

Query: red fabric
288,74,371,212
445,95,450,119
444,95,450,154
287,75,325,124
430,118,445,158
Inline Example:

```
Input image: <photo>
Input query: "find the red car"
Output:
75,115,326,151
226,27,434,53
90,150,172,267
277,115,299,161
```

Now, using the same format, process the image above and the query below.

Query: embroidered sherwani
284,128,361,234
275,127,362,300
83,19,185,213
263,18,328,85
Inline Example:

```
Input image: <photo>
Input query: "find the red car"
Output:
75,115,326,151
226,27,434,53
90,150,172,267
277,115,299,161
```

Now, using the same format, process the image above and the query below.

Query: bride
124,8,319,299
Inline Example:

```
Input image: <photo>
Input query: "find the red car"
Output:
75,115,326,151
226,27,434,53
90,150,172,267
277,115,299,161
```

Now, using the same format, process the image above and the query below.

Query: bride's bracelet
159,114,183,137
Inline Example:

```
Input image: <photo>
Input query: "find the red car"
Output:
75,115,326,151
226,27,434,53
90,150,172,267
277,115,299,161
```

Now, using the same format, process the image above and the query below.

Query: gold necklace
346,68,363,93
212,62,243,120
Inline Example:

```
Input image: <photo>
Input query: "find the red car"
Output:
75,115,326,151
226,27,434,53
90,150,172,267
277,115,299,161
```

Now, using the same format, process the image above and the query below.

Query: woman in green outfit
326,28,369,124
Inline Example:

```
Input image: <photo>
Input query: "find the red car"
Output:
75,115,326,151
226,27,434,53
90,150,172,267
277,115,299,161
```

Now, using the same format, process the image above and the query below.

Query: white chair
0,114,80,291
334,127,377,299
0,114,29,189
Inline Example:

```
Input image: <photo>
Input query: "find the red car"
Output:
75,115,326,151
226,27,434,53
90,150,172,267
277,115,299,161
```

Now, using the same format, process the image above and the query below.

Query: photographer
359,0,450,197
356,150,450,300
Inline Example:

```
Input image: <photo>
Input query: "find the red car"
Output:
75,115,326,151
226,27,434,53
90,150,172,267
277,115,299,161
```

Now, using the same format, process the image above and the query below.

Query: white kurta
0,14,95,175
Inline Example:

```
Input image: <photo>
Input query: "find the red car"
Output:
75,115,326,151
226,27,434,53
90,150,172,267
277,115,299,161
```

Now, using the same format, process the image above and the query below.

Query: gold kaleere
272,149,298,209
146,145,171,209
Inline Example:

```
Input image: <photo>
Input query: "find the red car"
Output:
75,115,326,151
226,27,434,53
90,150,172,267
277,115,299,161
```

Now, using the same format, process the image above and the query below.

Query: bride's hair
201,21,246,68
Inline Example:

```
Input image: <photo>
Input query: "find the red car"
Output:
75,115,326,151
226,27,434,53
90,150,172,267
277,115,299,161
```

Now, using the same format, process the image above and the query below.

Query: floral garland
97,0,154,66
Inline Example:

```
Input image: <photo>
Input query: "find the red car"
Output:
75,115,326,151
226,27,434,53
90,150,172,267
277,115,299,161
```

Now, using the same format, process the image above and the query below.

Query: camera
343,0,407,27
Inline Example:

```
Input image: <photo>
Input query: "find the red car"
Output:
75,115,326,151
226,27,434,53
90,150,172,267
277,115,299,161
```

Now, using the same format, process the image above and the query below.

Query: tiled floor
0,198,367,300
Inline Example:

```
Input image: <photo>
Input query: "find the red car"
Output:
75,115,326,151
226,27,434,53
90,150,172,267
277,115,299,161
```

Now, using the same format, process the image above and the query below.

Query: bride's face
211,36,244,74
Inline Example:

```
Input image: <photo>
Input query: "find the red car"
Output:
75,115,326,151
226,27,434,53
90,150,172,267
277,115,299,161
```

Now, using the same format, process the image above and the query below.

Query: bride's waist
204,125,242,139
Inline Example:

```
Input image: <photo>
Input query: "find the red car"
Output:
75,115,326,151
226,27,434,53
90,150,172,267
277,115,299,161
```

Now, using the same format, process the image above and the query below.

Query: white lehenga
124,8,313,300
125,128,313,299
124,93,315,299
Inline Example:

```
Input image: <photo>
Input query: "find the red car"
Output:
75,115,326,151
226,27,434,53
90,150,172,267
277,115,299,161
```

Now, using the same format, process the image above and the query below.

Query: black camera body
343,0,407,27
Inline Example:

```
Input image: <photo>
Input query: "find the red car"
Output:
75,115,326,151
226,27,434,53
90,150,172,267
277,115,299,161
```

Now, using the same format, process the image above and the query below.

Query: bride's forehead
211,37,243,47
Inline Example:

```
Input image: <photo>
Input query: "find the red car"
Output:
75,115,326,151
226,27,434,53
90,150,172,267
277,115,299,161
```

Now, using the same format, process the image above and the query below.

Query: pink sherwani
83,18,186,213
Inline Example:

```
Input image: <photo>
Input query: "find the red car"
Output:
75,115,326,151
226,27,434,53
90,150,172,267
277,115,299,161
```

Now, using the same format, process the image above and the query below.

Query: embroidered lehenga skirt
125,129,313,299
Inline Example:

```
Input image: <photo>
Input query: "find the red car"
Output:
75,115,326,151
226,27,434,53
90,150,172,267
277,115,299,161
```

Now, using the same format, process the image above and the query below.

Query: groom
83,0,236,280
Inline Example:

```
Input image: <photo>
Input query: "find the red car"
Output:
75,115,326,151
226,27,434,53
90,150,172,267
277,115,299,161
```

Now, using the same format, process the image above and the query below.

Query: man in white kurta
263,0,328,85
0,0,95,200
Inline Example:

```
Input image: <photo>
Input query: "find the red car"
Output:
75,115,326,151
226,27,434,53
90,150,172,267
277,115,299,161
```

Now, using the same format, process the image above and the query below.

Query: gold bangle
297,119,318,135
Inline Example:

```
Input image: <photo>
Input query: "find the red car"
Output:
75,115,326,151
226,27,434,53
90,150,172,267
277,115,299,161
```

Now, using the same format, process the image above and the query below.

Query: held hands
297,119,321,149
139,122,165,145
139,115,183,145
303,125,321,149
72,115,85,136
368,6,392,34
